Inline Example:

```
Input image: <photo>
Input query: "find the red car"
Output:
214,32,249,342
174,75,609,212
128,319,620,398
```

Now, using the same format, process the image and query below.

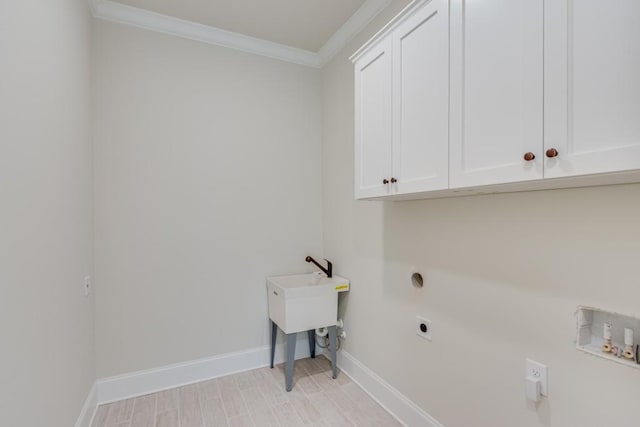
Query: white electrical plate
525,359,548,396
416,316,432,341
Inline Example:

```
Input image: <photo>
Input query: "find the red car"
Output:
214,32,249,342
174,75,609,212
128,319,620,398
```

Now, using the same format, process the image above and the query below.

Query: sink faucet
305,256,332,278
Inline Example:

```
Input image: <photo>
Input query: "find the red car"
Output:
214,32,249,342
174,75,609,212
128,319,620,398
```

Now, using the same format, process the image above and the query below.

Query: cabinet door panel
392,0,449,194
450,0,543,188
545,0,640,178
354,38,393,199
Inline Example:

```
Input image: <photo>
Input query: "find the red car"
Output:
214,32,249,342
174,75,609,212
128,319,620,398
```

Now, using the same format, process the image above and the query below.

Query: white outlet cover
526,358,548,396
416,316,432,341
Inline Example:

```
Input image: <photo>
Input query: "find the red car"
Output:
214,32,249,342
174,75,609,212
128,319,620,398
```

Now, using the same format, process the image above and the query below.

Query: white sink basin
267,271,349,334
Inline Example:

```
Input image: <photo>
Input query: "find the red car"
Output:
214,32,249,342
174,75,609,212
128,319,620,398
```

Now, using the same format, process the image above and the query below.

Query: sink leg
270,320,277,369
307,330,316,358
328,325,337,379
285,333,297,392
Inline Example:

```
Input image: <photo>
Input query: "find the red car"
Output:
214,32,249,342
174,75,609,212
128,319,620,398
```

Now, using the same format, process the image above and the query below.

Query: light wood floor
91,356,401,427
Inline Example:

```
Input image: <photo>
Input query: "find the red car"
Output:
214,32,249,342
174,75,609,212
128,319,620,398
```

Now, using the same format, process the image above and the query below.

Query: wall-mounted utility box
576,306,640,369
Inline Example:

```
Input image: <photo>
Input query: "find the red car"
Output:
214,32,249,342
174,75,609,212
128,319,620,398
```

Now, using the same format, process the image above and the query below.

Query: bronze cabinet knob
546,148,559,158
390,177,397,183
382,178,389,184
523,152,535,161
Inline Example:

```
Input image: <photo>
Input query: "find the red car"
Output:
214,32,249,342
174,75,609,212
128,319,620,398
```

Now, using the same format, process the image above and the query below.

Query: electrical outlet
526,359,548,396
84,276,91,297
416,316,432,341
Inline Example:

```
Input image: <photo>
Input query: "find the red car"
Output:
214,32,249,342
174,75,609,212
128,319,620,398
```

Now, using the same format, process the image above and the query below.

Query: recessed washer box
576,306,640,369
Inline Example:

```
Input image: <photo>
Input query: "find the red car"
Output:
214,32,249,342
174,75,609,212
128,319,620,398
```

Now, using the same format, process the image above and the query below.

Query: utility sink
267,271,349,334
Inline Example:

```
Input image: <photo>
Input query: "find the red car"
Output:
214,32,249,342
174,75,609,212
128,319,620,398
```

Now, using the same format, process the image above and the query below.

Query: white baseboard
82,339,442,427
336,350,444,427
96,335,312,404
75,383,98,427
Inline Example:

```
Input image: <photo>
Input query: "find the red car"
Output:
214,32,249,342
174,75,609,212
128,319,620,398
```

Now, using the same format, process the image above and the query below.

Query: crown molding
317,0,392,67
350,0,426,63
89,0,320,67
89,0,391,68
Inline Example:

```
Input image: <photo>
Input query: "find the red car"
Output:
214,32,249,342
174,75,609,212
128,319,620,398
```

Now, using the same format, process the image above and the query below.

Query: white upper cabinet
449,0,544,188
353,0,449,199
354,38,393,199
544,0,640,178
392,0,449,194
352,0,640,200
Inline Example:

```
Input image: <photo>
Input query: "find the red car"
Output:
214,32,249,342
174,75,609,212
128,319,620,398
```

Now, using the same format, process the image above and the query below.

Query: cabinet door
544,0,640,178
449,0,543,188
354,38,393,199
392,0,449,194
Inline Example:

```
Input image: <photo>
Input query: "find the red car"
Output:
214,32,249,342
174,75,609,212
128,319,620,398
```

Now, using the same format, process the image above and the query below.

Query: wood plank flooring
92,357,401,427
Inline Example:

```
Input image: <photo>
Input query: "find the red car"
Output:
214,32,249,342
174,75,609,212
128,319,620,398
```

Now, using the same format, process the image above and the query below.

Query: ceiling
110,0,367,52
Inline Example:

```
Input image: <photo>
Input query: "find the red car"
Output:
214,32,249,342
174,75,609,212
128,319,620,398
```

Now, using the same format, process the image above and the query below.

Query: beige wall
92,20,323,377
0,1,94,426
322,2,640,426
